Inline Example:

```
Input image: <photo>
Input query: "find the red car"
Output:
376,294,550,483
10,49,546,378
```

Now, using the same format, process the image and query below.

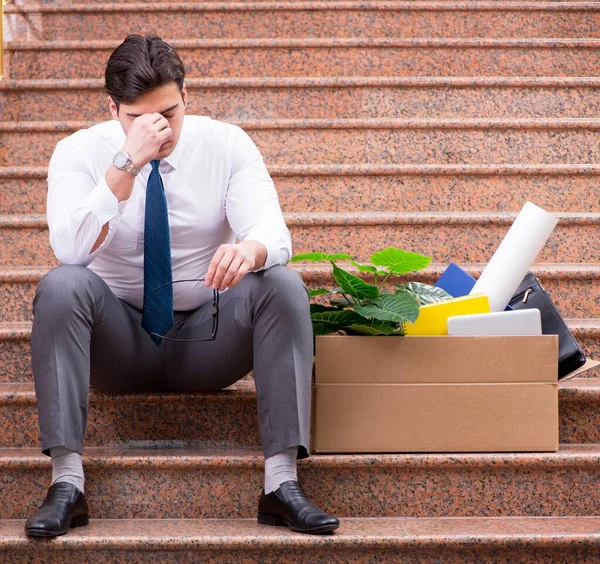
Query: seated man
25,34,339,537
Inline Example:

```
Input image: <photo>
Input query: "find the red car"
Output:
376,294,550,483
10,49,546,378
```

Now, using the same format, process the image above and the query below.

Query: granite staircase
2,0,600,561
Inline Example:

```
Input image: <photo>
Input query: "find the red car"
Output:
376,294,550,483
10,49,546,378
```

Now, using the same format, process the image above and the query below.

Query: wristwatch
113,151,140,176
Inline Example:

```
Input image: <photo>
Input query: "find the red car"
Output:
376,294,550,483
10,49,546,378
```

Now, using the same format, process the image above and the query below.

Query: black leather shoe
25,482,89,538
258,480,340,534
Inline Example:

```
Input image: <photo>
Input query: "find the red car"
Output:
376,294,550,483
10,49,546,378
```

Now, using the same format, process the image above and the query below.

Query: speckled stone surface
559,379,600,443
0,323,32,381
6,78,600,122
569,320,600,362
2,548,600,564
0,381,261,449
6,164,600,215
1,318,599,381
0,377,597,447
285,212,600,264
8,77,600,121
5,212,600,266
6,3,600,42
2,1,600,560
6,39,600,80
4,324,598,379
274,166,600,214
0,170,46,215
3,445,600,519
13,0,587,3
3,263,600,322
7,118,600,167
1,517,600,563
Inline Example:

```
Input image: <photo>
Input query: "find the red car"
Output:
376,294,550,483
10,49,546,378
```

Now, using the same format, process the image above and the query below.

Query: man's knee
255,266,309,311
34,265,102,313
262,266,307,294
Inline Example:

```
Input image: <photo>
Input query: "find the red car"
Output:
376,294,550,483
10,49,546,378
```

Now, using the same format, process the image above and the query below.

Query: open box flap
560,359,600,382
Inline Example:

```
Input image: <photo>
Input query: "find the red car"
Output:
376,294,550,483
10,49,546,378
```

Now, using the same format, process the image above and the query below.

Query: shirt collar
162,134,184,171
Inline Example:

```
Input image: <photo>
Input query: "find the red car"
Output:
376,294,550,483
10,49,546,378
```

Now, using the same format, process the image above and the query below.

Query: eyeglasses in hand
150,278,219,343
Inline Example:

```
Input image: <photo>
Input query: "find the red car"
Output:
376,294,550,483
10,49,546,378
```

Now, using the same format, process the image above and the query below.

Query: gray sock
50,446,85,494
264,446,298,495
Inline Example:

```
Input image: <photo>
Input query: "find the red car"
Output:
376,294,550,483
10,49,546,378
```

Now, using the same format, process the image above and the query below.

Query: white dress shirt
47,116,292,311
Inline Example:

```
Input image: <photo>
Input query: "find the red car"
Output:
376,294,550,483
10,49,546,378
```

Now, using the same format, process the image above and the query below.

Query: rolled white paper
470,202,558,312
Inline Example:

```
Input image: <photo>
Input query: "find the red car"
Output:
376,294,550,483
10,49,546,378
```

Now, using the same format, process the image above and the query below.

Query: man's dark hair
105,34,185,109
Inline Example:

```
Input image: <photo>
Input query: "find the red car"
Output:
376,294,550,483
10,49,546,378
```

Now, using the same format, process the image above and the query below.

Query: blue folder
435,263,513,310
435,263,476,297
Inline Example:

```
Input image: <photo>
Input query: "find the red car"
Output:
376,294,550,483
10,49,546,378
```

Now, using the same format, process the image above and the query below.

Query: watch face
113,151,128,168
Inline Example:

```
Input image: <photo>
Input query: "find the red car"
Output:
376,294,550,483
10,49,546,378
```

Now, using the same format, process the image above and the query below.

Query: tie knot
151,159,161,171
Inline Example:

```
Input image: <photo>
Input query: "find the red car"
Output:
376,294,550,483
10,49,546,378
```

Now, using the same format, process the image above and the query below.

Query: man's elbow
50,237,91,267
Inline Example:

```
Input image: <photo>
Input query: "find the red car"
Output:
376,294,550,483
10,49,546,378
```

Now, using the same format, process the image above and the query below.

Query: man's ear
181,84,188,110
108,96,119,120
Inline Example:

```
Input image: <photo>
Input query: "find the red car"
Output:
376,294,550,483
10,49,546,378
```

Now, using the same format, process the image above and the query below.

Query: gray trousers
31,265,312,460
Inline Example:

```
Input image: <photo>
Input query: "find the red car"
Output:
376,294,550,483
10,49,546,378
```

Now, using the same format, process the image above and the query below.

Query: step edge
4,262,600,282
8,1,600,14
6,118,600,131
0,378,596,404
5,211,600,229
7,164,600,178
5,76,600,90
0,381,257,405
4,319,600,339
7,37,600,50
1,443,600,469
2,516,600,552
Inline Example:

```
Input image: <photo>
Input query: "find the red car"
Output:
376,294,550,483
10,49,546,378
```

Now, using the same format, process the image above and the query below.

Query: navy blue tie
142,159,174,345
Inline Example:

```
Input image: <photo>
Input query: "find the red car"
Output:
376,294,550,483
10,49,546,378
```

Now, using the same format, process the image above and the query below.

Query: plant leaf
369,248,431,274
396,282,453,305
353,293,420,324
290,252,353,263
309,288,332,297
350,261,388,277
312,323,341,336
329,298,353,307
310,304,343,314
332,263,379,300
311,310,369,326
346,320,398,336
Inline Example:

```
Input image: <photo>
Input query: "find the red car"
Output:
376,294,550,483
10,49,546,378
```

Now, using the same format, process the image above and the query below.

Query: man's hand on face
205,241,268,291
121,113,173,169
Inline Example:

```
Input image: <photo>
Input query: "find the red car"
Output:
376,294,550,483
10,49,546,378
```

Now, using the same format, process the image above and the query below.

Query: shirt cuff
245,235,289,272
85,178,126,225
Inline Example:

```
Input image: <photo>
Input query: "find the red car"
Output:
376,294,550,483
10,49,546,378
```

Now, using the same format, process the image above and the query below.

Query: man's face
108,82,188,160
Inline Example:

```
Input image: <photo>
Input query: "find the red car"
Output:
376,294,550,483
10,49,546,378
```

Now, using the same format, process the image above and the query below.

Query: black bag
509,273,586,380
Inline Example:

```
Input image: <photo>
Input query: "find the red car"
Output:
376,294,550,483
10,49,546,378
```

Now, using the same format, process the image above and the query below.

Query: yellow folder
404,294,491,336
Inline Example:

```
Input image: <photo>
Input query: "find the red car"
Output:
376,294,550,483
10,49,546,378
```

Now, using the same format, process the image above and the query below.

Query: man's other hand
206,241,268,291
122,113,173,169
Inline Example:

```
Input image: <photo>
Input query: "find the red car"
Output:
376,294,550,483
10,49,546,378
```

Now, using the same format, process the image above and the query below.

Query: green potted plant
290,247,451,336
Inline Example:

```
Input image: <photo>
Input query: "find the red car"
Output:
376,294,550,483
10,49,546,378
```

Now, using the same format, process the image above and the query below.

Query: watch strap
122,160,140,176
113,151,140,177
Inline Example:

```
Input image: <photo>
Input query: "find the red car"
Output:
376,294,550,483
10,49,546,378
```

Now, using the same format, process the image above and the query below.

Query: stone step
0,377,596,449
2,319,599,381
2,444,600,519
1,516,600,563
0,381,261,450
5,38,600,79
5,77,600,122
5,118,600,167
2,212,600,265
3,263,600,322
13,0,597,4
5,2,600,41
4,163,600,215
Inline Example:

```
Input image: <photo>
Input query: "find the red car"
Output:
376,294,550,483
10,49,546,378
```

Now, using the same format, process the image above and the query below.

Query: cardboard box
312,335,560,453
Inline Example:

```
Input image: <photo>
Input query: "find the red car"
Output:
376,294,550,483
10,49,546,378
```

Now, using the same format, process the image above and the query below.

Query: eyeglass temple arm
153,279,210,292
